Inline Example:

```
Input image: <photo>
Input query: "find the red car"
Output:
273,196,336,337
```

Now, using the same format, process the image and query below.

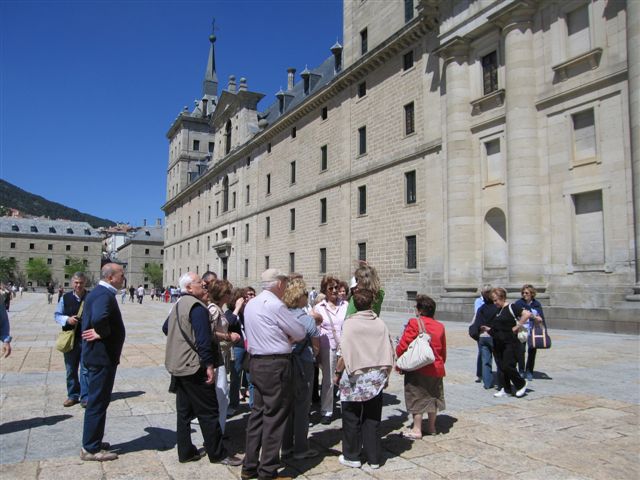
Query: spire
203,18,218,97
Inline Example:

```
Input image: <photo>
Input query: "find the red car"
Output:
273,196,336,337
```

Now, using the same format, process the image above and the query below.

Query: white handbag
396,318,435,371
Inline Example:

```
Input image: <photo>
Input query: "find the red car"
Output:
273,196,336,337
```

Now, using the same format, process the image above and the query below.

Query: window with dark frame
193,140,200,151
481,51,498,95
403,50,414,70
360,28,368,55
222,176,229,212
404,102,415,135
358,81,367,98
290,208,296,231
358,185,367,215
290,161,296,184
358,126,367,155
404,0,414,22
48,244,53,250
320,248,327,273
246,185,250,204
266,174,271,195
266,216,271,237
321,106,328,120
358,242,367,262
320,198,327,224
291,127,297,139
244,259,249,278
265,256,270,269
208,142,214,153
225,120,232,154
406,235,417,269
405,170,416,204
321,145,328,171
289,252,295,273
10,242,15,249
245,223,249,243
267,142,272,153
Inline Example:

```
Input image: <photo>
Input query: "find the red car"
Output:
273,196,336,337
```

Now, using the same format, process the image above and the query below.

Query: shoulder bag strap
324,304,342,351
173,301,199,354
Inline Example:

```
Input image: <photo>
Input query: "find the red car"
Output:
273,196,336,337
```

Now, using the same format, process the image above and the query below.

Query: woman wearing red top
396,295,446,439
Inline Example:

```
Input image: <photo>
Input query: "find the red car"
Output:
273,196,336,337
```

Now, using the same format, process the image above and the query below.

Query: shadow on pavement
111,390,145,401
110,426,176,453
434,413,457,434
0,414,73,435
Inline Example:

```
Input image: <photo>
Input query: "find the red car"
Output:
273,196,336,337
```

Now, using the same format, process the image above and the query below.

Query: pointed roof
203,21,218,97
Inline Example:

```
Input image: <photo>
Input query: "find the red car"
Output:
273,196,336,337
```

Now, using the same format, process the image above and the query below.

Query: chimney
287,67,296,91
228,75,236,93
143,219,147,227
331,41,343,72
202,98,208,117
239,77,247,92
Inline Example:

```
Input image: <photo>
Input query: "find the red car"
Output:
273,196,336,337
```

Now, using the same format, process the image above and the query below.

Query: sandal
401,430,422,440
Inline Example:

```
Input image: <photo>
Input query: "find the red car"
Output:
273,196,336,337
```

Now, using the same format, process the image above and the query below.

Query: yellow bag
55,329,74,353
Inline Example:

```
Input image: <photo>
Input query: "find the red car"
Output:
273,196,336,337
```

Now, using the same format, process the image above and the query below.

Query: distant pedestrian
47,283,55,304
120,289,127,304
164,288,170,303
1,303,12,358
129,286,135,303
136,285,144,304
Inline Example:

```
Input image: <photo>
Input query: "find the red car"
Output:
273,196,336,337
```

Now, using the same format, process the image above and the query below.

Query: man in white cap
241,269,306,480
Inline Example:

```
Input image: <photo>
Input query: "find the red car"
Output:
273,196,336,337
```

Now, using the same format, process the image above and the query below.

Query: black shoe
241,468,258,479
179,447,206,463
220,455,243,466
320,415,331,425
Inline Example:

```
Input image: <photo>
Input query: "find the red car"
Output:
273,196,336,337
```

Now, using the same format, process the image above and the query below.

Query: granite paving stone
0,292,638,479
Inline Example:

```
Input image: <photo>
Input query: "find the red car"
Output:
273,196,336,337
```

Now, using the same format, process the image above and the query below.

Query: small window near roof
84,229,91,235
30,225,38,232
145,230,151,236
49,227,56,233
11,225,19,232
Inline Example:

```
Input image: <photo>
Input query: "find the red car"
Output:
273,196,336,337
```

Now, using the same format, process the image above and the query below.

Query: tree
143,262,163,288
26,258,52,285
0,257,18,283
64,257,87,278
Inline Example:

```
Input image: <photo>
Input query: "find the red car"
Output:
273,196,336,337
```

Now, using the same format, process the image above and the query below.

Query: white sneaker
369,463,380,469
339,454,361,468
515,382,528,398
493,388,507,398
190,417,199,425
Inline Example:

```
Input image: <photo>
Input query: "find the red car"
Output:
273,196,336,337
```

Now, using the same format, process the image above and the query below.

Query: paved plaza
1,292,638,479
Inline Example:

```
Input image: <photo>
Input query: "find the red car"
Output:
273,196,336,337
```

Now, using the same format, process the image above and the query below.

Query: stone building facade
0,217,102,287
162,0,639,333
114,225,164,291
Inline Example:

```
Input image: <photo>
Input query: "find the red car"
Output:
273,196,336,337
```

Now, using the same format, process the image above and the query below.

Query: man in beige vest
163,271,242,466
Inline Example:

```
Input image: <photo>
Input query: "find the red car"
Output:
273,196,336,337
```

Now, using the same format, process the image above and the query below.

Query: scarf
340,309,395,375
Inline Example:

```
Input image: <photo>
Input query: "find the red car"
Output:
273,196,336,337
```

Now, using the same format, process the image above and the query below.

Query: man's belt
250,353,291,359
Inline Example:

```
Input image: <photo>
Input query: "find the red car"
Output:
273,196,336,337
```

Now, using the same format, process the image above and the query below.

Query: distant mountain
0,179,116,228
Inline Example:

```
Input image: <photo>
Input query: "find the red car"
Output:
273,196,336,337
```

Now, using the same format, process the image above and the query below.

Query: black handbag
528,322,551,349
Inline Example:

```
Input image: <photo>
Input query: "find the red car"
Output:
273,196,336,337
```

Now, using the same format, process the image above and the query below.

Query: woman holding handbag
396,295,446,439
483,288,532,398
515,284,545,381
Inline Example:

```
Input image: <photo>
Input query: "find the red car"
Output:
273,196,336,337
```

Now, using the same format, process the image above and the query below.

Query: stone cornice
162,15,435,213
433,36,469,63
0,232,103,242
166,113,209,139
487,0,538,33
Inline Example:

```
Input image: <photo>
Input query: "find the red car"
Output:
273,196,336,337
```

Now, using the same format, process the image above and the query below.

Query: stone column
436,38,477,286
497,5,543,284
627,0,640,292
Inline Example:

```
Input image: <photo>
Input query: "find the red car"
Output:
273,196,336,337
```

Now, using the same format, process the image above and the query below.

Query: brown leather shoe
80,448,118,461
63,398,79,407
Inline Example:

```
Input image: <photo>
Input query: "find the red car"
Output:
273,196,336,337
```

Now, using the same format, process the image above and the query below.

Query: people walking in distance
47,282,55,304
397,295,447,439
241,269,305,480
120,288,127,305
80,263,126,461
163,272,242,466
129,286,135,303
54,272,89,408
1,303,12,358
136,285,144,304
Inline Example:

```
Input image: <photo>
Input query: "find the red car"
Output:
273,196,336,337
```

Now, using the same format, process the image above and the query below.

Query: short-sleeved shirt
290,307,320,363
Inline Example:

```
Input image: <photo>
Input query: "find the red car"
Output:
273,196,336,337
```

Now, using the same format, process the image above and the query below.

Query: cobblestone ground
1,293,638,479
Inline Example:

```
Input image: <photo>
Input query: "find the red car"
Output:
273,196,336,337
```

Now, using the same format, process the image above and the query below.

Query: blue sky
0,0,343,226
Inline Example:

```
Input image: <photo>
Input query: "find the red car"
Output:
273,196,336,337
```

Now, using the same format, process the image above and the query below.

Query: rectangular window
216,201,219,216
47,258,52,265
265,255,270,270
267,142,272,153
403,50,414,70
572,190,604,265
145,248,150,255
404,102,415,135
567,4,590,58
246,185,250,204
360,28,368,55
320,198,327,224
193,140,200,151
358,185,367,215
29,243,35,250
405,170,416,204
572,109,596,161
358,81,367,98
208,206,211,222
266,174,271,195
207,236,210,250
291,127,297,138
10,242,16,249
208,142,214,153
244,259,249,278
232,191,236,209
406,235,417,269
289,252,295,273
266,216,271,237
358,126,367,155
321,106,328,120
290,161,296,184
358,242,367,262
481,51,498,95
245,223,249,243
319,248,327,274
66,245,71,251
48,244,53,250
196,239,200,254
485,138,502,184
321,145,328,171
290,208,296,231
407,290,417,301
65,259,70,266
404,0,414,22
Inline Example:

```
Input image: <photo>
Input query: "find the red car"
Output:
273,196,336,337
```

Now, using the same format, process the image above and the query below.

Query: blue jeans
63,342,88,402
229,345,245,408
478,336,494,389
83,364,117,453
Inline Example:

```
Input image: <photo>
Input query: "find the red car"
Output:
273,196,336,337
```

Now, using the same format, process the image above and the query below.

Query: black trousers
175,368,226,462
341,392,383,465
243,356,292,479
493,339,526,392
